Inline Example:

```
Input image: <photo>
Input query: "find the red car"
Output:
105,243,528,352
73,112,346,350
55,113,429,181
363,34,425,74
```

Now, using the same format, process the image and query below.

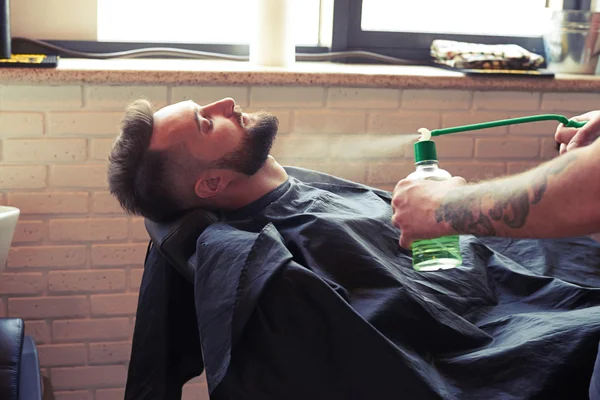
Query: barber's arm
391,124,600,248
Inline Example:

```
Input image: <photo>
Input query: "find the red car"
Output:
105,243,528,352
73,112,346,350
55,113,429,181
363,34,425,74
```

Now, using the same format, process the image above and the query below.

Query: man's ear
194,172,229,199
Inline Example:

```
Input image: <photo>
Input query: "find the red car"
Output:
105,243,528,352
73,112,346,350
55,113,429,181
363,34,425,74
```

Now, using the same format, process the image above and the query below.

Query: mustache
233,105,244,126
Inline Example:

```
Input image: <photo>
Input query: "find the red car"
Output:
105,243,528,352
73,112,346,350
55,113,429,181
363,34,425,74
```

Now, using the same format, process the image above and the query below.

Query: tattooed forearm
530,154,574,204
435,153,578,235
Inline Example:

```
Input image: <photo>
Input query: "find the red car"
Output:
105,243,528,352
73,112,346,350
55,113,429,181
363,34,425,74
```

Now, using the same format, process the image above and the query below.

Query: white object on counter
0,206,19,273
250,0,296,67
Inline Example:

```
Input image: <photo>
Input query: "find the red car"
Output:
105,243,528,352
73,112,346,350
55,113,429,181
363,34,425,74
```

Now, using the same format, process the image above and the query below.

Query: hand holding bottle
391,176,466,249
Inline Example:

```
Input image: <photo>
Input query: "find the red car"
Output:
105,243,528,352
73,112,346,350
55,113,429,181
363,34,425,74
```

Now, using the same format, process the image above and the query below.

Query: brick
1,85,82,110
473,91,540,111
37,344,87,367
0,166,46,189
272,110,292,134
49,218,128,242
50,164,108,188
8,192,89,214
405,136,474,159
541,92,600,112
3,138,87,163
48,270,127,294
182,383,210,400
54,391,93,400
475,138,539,159
7,245,87,269
330,134,404,160
507,162,543,175
271,135,329,159
442,112,513,136
0,298,6,317
131,218,149,242
24,320,51,344
12,220,46,243
95,388,126,400
90,138,115,161
85,85,168,110
327,87,400,109
91,244,151,267
53,318,132,342
401,90,471,110
444,162,506,182
91,293,138,316
367,162,416,185
294,110,366,134
0,112,44,136
171,86,250,107
250,86,324,108
89,341,132,364
48,112,123,136
541,137,561,160
368,111,441,134
129,269,144,291
508,114,560,136
92,192,123,214
8,296,89,319
324,163,368,183
0,272,44,295
51,365,127,390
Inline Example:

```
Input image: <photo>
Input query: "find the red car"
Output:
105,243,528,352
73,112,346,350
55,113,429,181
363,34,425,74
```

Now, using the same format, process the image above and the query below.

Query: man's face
150,97,279,175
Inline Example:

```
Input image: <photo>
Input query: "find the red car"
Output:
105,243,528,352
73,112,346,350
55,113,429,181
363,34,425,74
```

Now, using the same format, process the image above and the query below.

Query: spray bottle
404,113,589,272
406,128,462,271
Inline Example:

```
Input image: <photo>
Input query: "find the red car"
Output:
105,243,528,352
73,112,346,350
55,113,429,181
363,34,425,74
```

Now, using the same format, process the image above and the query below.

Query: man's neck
215,156,289,211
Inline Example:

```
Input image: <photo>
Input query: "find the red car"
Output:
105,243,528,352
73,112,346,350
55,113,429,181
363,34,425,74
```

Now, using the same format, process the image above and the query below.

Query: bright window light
361,0,550,37
98,0,321,45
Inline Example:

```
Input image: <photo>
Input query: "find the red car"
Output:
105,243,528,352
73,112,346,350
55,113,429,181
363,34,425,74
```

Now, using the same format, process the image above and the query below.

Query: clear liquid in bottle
407,139,462,271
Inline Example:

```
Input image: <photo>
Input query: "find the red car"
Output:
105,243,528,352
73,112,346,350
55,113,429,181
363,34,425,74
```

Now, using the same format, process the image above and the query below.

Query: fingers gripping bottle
407,133,462,271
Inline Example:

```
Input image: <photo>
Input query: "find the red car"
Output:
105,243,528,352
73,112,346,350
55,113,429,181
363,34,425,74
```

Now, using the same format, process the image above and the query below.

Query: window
361,0,549,37
334,0,550,62
97,0,322,46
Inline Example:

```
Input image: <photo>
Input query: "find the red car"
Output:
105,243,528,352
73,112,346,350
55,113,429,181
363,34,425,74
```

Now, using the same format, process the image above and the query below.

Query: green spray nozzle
429,114,588,137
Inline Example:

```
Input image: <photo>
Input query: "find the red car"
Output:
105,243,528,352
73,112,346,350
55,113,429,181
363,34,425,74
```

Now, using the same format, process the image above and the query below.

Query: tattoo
435,153,578,235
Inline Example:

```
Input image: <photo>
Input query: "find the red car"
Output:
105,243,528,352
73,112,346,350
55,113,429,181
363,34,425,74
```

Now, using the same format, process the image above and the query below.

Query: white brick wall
0,83,587,399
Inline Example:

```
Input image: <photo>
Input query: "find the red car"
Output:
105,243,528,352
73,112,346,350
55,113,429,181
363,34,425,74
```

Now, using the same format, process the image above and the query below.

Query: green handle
430,114,587,137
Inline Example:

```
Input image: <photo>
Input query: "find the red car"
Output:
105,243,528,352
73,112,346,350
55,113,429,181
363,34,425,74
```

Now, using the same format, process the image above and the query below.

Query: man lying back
108,98,600,400
107,97,288,222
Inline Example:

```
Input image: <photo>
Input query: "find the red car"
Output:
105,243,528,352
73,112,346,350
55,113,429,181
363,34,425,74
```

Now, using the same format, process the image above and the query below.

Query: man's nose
203,97,235,117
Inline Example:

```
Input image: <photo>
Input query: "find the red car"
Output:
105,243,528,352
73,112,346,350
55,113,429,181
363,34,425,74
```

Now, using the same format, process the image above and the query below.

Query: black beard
212,111,279,175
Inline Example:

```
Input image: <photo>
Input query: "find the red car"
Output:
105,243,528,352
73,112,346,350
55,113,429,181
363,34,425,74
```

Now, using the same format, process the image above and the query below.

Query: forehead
150,100,197,150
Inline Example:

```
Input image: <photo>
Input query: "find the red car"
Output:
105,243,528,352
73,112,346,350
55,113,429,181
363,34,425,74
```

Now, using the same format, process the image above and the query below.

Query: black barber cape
125,167,600,400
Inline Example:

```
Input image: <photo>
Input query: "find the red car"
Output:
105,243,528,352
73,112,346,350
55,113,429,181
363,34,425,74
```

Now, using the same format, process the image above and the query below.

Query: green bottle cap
414,140,437,162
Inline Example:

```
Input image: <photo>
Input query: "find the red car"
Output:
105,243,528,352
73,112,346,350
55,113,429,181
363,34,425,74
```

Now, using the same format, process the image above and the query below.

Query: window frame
11,0,547,65
12,39,329,59
332,0,547,63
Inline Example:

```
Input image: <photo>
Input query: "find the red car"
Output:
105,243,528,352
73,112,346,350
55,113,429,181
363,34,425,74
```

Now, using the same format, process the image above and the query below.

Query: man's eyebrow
194,108,202,132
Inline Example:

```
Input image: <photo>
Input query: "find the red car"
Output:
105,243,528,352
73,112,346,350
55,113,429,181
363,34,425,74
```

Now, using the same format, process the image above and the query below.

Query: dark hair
107,99,191,222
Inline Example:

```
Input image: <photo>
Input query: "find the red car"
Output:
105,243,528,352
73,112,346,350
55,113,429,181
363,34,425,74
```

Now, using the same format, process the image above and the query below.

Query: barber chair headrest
144,209,219,283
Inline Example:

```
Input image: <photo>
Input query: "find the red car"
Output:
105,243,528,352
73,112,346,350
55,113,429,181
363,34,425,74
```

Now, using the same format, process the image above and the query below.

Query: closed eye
202,118,213,132
195,110,213,133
